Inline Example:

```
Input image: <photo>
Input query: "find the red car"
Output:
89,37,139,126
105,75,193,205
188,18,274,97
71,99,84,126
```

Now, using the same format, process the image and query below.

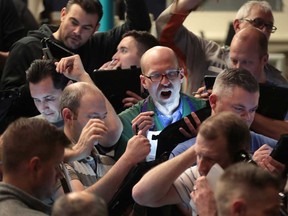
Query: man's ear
60,7,67,22
62,108,74,122
231,199,246,215
262,53,269,65
140,75,148,90
233,19,241,33
66,80,73,87
94,23,100,33
209,93,217,111
29,156,42,176
180,69,185,84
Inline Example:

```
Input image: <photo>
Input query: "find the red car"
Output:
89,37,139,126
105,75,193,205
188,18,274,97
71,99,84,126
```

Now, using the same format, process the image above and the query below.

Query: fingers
191,86,210,99
99,59,120,70
122,94,143,108
252,144,273,162
125,135,151,163
131,111,154,135
178,112,200,138
125,90,143,100
55,56,74,73
81,119,108,143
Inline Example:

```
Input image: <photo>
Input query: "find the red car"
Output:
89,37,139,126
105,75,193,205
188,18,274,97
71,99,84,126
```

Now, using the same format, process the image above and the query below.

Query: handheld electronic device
204,75,217,90
270,134,288,164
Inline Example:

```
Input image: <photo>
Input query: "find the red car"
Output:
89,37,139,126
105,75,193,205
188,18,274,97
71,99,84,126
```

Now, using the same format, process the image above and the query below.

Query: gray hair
235,1,273,21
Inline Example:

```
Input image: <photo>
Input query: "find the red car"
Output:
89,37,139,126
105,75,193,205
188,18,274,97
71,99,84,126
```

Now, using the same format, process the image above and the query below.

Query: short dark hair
122,30,160,57
213,68,259,98
2,118,70,173
216,162,281,216
66,0,103,23
199,112,250,162
26,59,70,90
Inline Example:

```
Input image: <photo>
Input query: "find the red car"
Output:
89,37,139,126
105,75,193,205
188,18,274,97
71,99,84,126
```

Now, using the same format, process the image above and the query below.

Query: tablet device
270,134,288,164
41,37,74,60
257,84,288,120
91,67,142,113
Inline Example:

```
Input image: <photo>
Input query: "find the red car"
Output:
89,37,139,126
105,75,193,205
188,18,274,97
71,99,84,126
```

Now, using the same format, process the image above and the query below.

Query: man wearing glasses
114,46,207,160
156,0,286,94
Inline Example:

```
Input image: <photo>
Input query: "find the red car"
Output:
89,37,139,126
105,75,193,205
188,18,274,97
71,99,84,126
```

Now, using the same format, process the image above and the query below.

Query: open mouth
161,90,172,98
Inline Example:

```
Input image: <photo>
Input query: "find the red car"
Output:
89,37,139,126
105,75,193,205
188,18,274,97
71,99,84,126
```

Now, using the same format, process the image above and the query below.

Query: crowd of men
0,0,288,216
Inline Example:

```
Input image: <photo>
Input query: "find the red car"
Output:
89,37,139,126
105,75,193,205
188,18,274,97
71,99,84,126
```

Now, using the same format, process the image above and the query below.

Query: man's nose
160,74,171,85
74,26,82,35
197,158,209,176
38,101,48,111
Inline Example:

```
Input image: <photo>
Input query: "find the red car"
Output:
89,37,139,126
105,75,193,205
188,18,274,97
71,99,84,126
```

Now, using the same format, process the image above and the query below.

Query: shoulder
250,131,277,152
119,100,146,120
181,93,207,107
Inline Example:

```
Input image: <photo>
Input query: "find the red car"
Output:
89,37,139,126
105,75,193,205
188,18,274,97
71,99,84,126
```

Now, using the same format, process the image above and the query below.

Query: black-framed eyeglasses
143,69,182,82
241,18,277,33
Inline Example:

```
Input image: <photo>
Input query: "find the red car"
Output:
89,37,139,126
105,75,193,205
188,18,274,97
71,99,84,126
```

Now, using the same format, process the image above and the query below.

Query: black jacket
0,0,151,133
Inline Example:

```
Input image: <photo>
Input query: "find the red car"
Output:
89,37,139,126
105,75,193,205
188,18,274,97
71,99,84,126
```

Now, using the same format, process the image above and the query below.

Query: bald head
60,82,105,115
232,27,268,58
52,191,108,216
229,27,268,82
140,46,179,74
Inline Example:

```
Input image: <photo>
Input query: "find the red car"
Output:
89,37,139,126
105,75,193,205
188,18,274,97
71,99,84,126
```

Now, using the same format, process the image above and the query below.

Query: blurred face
70,92,107,141
237,5,274,39
235,187,280,216
112,36,141,68
57,4,99,49
140,51,182,108
29,76,62,123
229,38,268,83
211,86,259,127
195,134,231,176
37,145,64,200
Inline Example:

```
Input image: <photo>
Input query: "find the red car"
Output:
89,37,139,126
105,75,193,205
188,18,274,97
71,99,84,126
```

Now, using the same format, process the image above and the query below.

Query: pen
135,124,139,135
108,59,116,67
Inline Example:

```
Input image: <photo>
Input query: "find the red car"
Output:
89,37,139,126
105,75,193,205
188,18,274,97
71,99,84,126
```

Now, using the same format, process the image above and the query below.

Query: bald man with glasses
114,46,207,160
156,0,287,95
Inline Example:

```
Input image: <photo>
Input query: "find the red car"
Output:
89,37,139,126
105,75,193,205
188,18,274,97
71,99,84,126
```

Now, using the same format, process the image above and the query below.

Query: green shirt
114,93,207,160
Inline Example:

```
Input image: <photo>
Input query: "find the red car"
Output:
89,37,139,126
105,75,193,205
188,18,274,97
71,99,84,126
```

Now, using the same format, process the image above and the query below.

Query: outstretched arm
132,145,197,207
251,113,288,140
86,135,150,203
56,55,123,147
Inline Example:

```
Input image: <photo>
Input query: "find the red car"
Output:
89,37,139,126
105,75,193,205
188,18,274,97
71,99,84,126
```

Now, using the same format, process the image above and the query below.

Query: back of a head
232,27,268,58
235,0,273,20
215,162,281,216
26,59,70,91
52,191,108,216
199,112,251,162
122,30,160,57
60,82,103,115
140,46,179,74
66,0,103,22
212,68,259,98
1,118,70,174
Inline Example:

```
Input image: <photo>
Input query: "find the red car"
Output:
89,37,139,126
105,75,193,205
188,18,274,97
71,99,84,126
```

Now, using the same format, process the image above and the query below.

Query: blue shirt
170,131,277,158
